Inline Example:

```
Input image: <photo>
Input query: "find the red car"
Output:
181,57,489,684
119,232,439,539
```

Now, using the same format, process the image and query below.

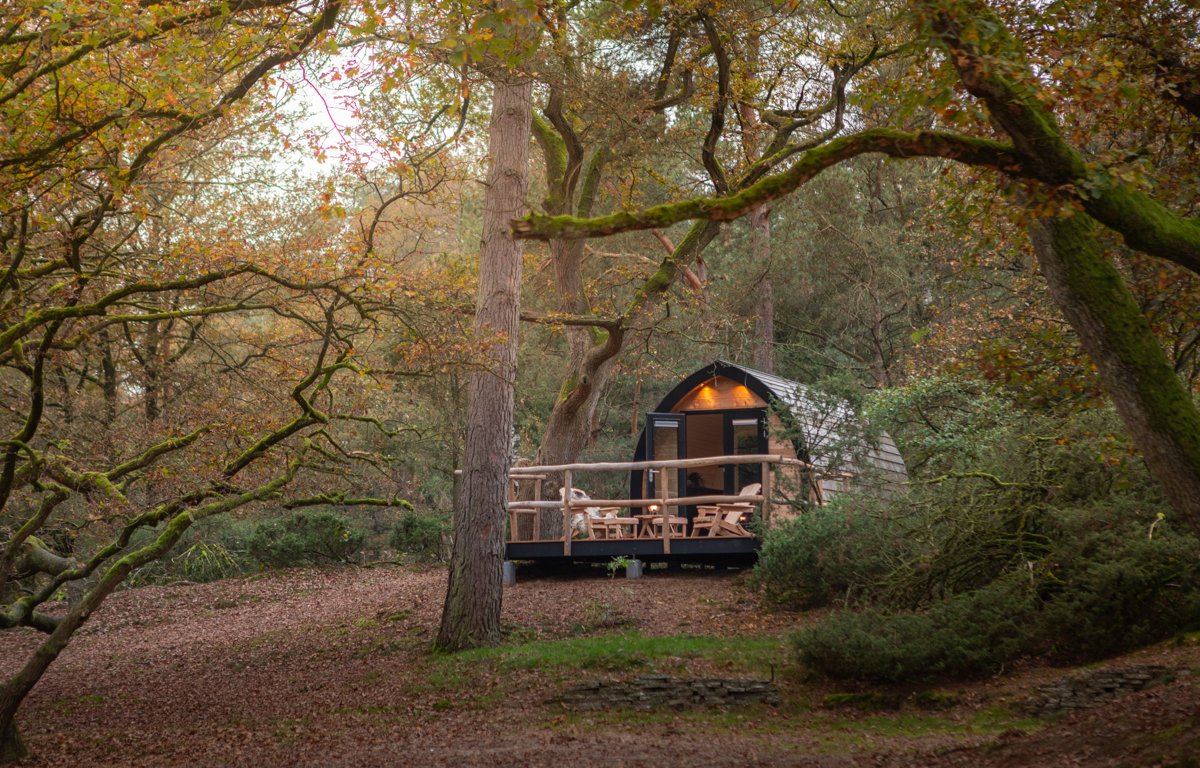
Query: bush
793,577,1037,683
389,511,449,562
1033,511,1200,660
754,500,903,609
126,518,258,586
785,389,1200,683
793,516,1200,683
247,510,364,568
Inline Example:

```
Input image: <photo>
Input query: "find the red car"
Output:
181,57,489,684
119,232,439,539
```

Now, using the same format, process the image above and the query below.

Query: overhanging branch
512,128,1025,240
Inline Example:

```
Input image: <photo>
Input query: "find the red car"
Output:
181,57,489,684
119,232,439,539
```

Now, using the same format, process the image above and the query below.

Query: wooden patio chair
692,483,761,537
563,487,626,539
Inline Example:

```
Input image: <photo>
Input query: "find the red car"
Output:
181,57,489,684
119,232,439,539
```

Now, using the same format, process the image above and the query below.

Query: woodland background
2,0,1199,763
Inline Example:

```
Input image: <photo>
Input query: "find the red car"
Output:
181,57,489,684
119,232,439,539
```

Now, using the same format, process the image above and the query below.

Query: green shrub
1033,512,1200,660
773,386,1200,683
793,517,1200,683
755,500,902,609
126,517,257,586
793,577,1036,683
247,510,364,568
389,511,449,562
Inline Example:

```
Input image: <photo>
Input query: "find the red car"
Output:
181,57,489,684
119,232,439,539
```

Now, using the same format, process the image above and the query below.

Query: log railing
504,454,813,554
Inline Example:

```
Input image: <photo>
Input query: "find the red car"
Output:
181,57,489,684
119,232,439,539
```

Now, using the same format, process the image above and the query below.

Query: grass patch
914,690,961,710
436,633,786,678
812,706,1044,751
419,632,788,704
824,706,1042,738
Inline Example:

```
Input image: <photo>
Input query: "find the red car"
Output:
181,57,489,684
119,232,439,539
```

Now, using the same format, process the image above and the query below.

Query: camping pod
629,360,907,523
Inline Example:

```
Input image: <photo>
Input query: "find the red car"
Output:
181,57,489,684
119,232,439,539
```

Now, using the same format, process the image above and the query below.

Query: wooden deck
502,454,808,564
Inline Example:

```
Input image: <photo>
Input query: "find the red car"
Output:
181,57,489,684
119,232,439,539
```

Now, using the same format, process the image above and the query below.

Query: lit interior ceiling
672,376,767,411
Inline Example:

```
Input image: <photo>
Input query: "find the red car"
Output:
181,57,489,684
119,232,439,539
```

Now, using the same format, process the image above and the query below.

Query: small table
636,513,687,538
591,517,639,539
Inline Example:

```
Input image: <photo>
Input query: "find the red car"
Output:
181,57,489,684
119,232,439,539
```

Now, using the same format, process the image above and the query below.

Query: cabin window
652,421,680,456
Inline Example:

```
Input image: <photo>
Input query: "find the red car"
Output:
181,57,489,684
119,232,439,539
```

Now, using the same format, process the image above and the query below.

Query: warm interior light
648,504,660,513
673,376,766,411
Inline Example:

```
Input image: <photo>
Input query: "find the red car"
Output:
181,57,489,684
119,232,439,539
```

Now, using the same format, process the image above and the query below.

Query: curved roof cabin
629,360,907,511
502,360,908,565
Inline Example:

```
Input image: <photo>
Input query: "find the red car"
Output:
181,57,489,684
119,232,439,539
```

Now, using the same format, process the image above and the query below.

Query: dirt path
2,565,1197,767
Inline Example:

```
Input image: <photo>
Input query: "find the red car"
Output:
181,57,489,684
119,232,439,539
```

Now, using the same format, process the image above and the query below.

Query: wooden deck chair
562,486,622,538
712,507,752,537
693,483,761,537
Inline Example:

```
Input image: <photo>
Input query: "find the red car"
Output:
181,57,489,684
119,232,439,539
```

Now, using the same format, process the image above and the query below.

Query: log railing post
562,469,573,557
761,459,772,530
533,476,543,539
660,468,672,555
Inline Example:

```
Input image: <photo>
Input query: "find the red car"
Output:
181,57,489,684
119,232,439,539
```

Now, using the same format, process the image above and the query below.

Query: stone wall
1024,664,1173,717
555,676,779,711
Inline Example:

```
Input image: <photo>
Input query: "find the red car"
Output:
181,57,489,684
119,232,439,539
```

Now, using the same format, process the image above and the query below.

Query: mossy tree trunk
921,0,1200,529
1029,213,1200,526
0,719,24,763
436,71,532,651
749,203,775,373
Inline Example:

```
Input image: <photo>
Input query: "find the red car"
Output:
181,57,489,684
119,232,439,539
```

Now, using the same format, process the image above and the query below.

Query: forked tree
513,0,1200,534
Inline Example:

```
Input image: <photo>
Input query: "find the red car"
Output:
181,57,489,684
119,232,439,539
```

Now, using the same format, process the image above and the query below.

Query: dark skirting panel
505,536,760,565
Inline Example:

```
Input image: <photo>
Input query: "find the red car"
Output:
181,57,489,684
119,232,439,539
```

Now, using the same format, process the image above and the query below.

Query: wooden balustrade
500,454,812,545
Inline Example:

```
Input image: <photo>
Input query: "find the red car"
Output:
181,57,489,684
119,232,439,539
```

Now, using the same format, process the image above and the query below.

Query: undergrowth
757,387,1200,684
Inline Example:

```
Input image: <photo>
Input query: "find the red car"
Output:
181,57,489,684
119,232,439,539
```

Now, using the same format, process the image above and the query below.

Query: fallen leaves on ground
2,565,1197,767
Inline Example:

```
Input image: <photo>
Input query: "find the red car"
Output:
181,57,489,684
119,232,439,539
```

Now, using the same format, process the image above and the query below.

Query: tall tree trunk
537,234,604,469
143,318,162,422
99,329,118,428
0,719,23,763
436,72,532,651
749,203,774,372
1028,212,1200,528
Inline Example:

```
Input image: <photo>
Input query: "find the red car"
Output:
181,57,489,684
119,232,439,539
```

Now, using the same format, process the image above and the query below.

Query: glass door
645,412,686,504
723,410,767,492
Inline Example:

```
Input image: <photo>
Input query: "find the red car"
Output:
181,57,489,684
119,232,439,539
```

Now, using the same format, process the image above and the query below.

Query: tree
764,158,940,390
520,0,893,502
0,2,377,760
512,0,1200,534
435,3,537,651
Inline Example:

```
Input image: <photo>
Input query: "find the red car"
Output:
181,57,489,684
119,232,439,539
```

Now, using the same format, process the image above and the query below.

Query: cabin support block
625,559,643,579
502,560,517,586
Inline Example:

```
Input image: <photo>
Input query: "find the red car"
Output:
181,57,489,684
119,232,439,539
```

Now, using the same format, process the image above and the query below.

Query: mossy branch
511,128,1024,240
531,110,567,213
282,493,414,510
919,471,1034,489
916,0,1200,275
106,426,212,483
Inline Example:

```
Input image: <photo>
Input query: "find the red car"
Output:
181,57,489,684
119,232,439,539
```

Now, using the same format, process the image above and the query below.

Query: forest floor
2,564,1198,767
